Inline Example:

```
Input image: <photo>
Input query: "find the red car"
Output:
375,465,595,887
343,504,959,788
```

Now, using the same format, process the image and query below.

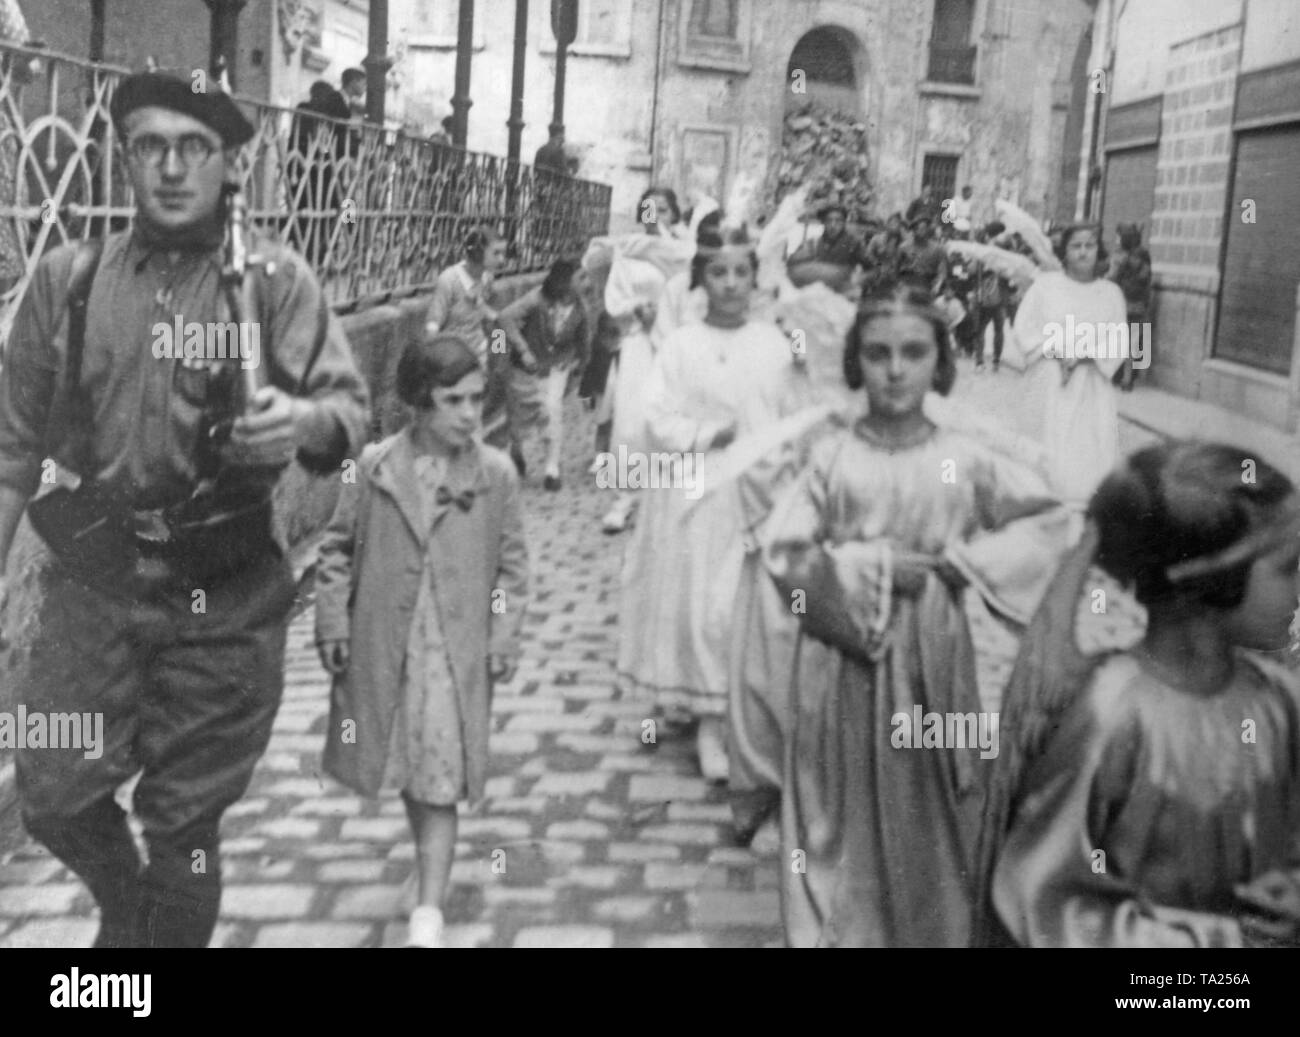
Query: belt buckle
133,508,173,547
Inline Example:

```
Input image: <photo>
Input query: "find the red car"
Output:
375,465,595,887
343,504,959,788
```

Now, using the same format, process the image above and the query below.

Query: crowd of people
1,61,1297,953
541,179,1300,950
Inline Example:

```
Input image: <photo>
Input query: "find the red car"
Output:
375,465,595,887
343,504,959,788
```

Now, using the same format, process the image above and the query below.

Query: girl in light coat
315,334,528,948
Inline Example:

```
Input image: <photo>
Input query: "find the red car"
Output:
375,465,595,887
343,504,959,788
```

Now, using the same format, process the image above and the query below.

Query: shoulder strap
43,238,105,471
65,239,105,394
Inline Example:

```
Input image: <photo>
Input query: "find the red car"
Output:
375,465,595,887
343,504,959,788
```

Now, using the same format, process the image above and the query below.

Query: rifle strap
43,238,105,475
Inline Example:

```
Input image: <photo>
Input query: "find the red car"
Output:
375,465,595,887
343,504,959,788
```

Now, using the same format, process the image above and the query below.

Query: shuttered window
1215,126,1300,374
922,154,959,206
1101,145,1158,246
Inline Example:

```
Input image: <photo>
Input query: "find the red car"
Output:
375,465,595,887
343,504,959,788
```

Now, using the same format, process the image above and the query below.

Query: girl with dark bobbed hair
315,331,528,948
843,281,957,395
762,281,1069,947
989,441,1300,947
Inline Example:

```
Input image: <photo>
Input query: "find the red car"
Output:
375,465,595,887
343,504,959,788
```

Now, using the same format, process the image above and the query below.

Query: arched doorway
786,25,864,118
773,25,871,229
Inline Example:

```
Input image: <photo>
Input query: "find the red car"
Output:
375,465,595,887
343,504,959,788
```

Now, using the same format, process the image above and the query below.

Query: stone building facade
401,0,1097,233
29,0,381,115
1091,0,1300,430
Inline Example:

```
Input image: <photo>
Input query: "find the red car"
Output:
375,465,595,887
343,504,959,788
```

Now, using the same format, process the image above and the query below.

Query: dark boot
134,817,223,948
25,797,144,948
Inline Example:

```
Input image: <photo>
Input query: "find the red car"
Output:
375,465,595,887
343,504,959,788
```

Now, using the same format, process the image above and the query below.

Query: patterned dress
382,451,470,804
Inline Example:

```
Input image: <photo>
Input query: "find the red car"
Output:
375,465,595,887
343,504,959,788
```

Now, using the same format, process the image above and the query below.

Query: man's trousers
13,549,296,947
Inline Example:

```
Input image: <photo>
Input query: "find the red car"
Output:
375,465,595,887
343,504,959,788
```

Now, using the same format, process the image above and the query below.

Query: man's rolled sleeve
0,255,63,497
266,247,370,473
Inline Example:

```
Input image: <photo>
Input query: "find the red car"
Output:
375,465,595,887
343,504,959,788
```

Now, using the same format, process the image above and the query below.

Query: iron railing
0,40,612,331
926,44,977,86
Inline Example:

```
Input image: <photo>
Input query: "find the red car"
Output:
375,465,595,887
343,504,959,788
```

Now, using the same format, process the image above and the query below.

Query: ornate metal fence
0,40,612,332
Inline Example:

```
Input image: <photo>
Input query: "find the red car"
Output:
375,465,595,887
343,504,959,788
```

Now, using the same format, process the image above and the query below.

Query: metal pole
548,0,577,138
364,0,391,126
549,40,567,139
451,0,475,147
507,0,528,165
89,0,106,61
203,0,246,88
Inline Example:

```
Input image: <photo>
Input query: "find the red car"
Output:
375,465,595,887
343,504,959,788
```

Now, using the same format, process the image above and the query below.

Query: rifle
159,179,278,545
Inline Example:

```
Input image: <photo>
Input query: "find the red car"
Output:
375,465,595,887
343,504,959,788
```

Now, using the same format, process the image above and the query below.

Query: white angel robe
1012,272,1129,507
616,319,808,719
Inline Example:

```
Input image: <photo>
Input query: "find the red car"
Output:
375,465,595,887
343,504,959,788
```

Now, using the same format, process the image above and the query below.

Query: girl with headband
762,281,1069,946
983,442,1300,947
618,220,808,783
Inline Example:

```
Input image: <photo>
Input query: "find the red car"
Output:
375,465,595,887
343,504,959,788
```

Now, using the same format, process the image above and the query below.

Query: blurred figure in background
497,257,591,490
1109,222,1152,392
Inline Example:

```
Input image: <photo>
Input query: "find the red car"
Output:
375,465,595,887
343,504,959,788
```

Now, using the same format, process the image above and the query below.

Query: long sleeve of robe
761,422,1067,947
993,651,1300,948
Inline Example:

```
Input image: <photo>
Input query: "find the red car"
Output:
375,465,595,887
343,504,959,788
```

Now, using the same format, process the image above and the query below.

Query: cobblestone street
0,359,1150,949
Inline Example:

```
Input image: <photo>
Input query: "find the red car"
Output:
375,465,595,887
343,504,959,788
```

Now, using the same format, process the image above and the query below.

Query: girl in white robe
1012,224,1128,512
617,223,808,781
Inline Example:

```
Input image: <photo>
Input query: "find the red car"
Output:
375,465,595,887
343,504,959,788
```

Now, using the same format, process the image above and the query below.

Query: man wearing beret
0,71,369,946
808,203,867,271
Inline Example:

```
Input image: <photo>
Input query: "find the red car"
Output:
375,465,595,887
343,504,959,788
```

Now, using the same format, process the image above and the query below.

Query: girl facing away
991,443,1300,947
314,334,529,948
762,282,1070,947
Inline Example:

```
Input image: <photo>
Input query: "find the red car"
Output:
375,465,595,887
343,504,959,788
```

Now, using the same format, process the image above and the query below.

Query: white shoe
696,718,729,784
749,816,781,858
601,502,629,534
405,905,446,948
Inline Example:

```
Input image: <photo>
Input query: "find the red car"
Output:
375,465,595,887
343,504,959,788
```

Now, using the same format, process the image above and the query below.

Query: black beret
817,203,847,220
110,71,255,147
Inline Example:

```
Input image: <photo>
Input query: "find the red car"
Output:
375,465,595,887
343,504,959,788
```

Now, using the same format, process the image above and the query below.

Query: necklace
855,417,936,453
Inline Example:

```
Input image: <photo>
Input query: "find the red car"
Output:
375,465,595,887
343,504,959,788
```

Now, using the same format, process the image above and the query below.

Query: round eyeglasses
126,133,219,170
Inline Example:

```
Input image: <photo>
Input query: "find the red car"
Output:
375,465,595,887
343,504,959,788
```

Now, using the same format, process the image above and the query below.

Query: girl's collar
853,416,938,453
404,426,489,487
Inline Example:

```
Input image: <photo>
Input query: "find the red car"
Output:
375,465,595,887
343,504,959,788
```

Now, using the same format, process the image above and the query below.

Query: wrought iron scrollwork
0,39,612,339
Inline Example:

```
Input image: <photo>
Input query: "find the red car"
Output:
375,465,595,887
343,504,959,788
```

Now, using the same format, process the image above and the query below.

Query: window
689,0,739,40
788,27,855,87
410,0,486,50
540,0,632,57
922,154,959,204
1101,146,1158,244
927,0,977,85
1215,126,1300,374
678,0,752,72
580,0,621,47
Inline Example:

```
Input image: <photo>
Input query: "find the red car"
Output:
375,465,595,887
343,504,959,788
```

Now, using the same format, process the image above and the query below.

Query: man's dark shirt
812,230,866,269
905,195,941,225
534,140,568,174
900,237,947,288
